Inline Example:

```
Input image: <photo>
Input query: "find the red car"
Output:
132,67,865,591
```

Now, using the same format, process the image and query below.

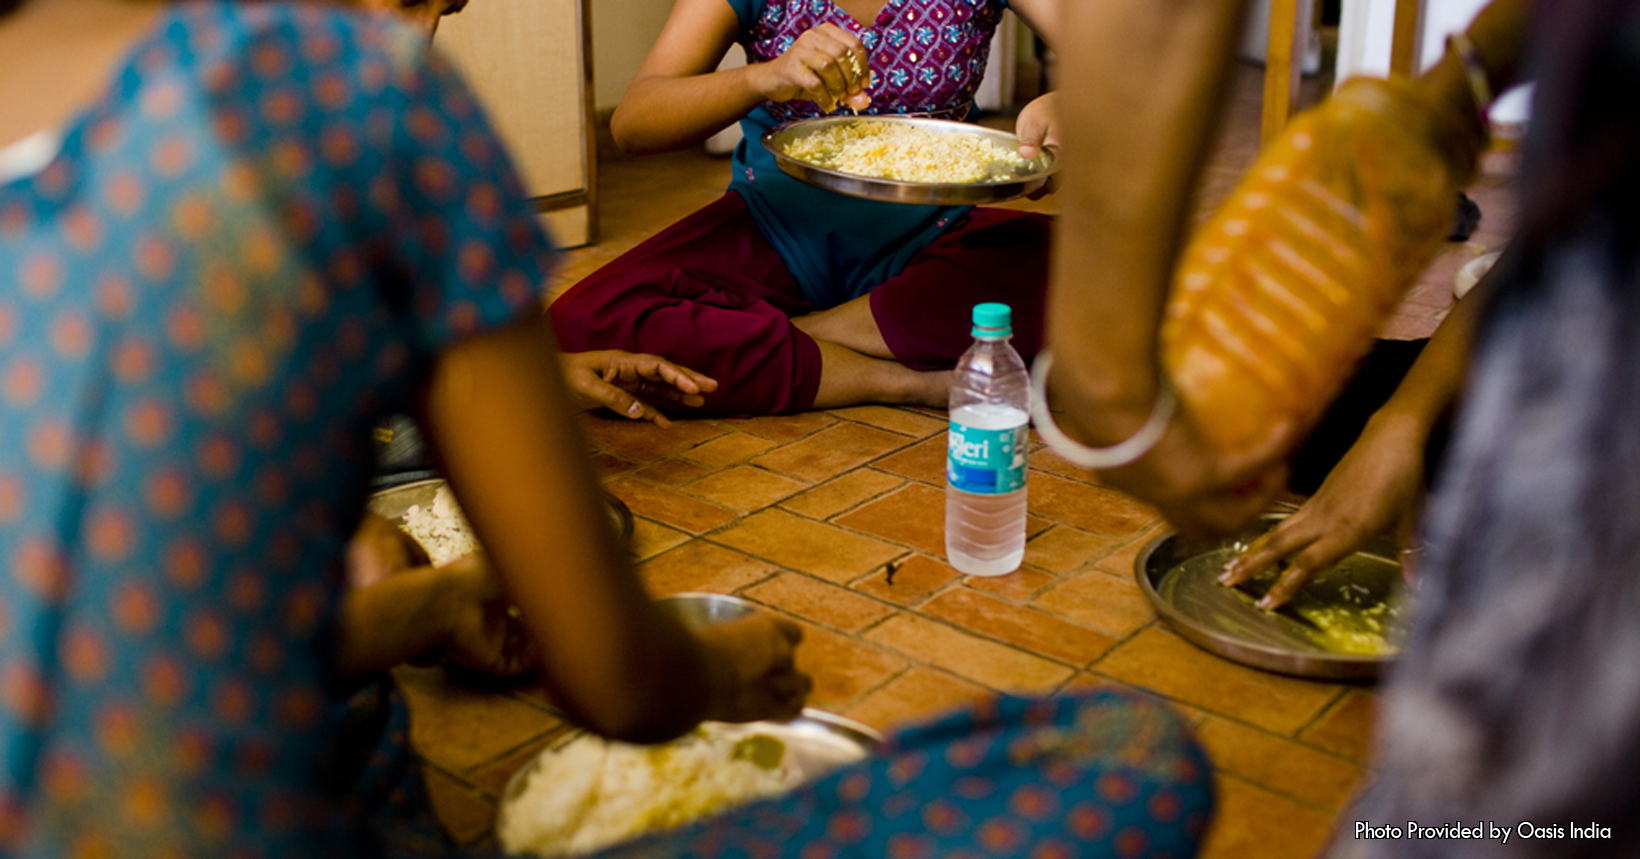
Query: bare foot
810,340,949,409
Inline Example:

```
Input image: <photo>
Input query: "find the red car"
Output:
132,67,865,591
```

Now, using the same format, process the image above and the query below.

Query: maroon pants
549,192,1050,415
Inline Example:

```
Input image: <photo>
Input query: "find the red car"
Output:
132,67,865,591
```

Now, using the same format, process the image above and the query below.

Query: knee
1051,689,1215,837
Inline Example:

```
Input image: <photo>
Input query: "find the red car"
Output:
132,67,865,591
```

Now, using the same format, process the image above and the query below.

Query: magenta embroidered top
724,0,1010,307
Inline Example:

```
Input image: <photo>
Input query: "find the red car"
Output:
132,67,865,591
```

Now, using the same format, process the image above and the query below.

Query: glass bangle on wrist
1028,349,1175,470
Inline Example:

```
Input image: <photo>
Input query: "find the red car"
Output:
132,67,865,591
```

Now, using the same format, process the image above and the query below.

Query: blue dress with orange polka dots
0,5,550,856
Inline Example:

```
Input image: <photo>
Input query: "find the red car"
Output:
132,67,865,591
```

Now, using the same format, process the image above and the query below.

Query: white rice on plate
399,484,480,565
497,723,807,858
781,119,1027,183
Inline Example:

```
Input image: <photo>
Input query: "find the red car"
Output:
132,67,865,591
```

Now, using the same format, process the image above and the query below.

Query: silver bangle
1029,349,1175,470
1447,33,1493,117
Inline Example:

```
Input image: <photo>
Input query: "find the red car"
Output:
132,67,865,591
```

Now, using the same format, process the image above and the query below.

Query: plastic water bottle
945,303,1030,576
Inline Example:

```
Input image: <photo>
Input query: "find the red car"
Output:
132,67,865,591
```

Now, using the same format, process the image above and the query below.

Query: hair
0,0,23,15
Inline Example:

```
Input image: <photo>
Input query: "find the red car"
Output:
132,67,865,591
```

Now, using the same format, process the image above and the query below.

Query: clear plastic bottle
945,303,1030,576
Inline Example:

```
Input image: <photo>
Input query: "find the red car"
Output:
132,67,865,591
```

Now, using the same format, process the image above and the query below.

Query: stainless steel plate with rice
1135,514,1411,681
496,709,880,857
367,478,635,554
495,593,880,856
762,116,1056,205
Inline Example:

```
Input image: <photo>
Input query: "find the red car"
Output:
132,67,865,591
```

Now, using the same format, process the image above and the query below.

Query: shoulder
167,1,432,89
721,0,762,32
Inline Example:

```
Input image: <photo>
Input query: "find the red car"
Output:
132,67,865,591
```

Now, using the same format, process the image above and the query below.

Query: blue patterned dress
0,5,551,856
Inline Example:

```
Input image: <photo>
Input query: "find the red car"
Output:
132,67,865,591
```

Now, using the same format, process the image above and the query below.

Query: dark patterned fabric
598,690,1214,859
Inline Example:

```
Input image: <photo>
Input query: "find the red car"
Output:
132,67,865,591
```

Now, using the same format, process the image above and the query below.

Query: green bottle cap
971,302,1012,338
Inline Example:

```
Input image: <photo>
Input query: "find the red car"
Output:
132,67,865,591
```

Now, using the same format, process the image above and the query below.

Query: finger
1259,536,1347,609
652,365,701,395
1223,519,1314,584
578,375,655,422
646,359,718,394
770,668,812,713
788,49,839,110
638,386,705,410
1259,558,1319,610
786,62,828,103
768,667,808,698
685,368,720,393
1018,133,1059,162
809,58,849,108
812,26,868,92
773,617,804,646
1015,120,1047,159
797,46,850,108
640,359,708,395
1221,532,1279,585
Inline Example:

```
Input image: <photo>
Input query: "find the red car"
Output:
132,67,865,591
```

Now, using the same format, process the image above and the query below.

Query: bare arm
1042,0,1288,536
1007,0,1059,158
1048,0,1246,424
1415,0,1530,139
1224,285,1486,607
1215,0,1529,581
419,311,804,741
1007,0,1057,52
612,0,868,154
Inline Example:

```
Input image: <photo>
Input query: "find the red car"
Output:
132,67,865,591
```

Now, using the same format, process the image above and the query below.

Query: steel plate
1135,514,1410,681
367,478,635,552
761,116,1056,205
496,708,881,853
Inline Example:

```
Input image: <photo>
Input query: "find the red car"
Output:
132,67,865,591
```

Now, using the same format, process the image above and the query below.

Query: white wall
593,0,675,112
1337,0,1531,122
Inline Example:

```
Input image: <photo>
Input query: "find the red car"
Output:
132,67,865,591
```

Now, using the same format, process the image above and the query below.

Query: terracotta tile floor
405,61,1517,857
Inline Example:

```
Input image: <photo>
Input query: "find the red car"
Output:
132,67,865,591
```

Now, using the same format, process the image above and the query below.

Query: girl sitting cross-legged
549,0,1061,415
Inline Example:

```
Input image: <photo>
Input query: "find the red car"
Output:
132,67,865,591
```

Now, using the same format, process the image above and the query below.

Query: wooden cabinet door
436,0,596,247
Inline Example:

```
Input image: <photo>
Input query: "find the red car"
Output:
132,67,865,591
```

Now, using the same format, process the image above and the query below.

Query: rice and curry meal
497,724,812,857
384,485,869,855
779,118,1029,184
398,483,479,565
1220,549,1405,657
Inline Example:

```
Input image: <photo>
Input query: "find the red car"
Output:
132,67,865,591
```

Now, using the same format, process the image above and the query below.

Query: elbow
608,110,640,155
609,107,661,156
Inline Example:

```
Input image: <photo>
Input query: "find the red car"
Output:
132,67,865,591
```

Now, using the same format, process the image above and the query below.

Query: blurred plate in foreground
496,709,879,857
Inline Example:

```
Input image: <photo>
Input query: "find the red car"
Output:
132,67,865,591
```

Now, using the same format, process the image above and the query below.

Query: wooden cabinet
436,0,597,247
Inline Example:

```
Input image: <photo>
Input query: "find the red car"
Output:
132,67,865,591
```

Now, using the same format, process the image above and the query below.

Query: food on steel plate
781,119,1027,184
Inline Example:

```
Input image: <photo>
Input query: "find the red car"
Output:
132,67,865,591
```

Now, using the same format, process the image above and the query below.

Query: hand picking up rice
497,724,805,857
399,484,480,566
781,119,1027,183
